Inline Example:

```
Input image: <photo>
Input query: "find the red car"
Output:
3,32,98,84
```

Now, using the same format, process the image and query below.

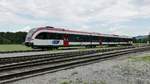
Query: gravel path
9,51,150,84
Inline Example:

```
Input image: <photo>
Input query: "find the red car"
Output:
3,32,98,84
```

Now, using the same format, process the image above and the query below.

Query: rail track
0,46,149,84
0,46,134,64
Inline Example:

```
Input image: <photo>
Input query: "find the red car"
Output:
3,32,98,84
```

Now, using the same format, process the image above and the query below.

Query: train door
99,37,102,45
63,34,69,47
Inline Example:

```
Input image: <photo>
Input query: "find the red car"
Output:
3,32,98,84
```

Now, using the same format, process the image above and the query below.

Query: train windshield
25,28,37,41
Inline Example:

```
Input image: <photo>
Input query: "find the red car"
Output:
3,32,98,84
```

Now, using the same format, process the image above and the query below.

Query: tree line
133,36,150,43
0,32,27,44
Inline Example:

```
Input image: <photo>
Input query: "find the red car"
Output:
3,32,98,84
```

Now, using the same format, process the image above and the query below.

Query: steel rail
0,46,134,64
0,46,149,84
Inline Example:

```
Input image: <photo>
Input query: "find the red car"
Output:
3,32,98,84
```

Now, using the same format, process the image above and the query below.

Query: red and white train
25,26,133,49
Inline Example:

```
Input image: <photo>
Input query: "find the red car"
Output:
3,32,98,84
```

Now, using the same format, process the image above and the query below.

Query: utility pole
148,33,150,44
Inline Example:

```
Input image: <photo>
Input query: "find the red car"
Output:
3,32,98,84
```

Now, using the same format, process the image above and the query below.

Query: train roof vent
45,26,54,28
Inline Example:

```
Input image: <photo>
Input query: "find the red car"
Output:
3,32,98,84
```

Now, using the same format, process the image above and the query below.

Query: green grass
0,44,127,52
129,55,150,62
0,44,32,51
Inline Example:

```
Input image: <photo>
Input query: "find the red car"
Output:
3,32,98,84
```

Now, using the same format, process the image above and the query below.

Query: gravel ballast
9,51,150,84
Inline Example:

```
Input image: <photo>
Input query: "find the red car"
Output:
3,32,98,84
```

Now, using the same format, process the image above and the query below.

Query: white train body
25,26,132,49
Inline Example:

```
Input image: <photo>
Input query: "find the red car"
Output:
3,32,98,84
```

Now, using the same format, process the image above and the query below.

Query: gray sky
0,0,150,36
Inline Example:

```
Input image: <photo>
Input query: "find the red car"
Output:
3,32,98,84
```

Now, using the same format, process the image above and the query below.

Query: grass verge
0,44,32,51
129,55,150,62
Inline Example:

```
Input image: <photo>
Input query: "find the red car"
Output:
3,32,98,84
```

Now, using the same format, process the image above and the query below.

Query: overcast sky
0,0,150,36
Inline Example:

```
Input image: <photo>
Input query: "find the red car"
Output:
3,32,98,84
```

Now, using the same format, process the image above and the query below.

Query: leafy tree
0,32,27,44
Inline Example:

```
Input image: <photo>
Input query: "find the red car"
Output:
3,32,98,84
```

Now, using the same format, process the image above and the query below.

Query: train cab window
35,32,47,39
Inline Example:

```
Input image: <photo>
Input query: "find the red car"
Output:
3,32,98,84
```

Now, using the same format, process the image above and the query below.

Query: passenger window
35,32,63,40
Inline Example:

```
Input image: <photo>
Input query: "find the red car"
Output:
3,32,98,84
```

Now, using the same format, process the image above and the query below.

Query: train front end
24,27,64,49
24,28,37,47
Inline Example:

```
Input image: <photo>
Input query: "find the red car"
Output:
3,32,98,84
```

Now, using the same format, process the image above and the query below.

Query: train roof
31,26,132,39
